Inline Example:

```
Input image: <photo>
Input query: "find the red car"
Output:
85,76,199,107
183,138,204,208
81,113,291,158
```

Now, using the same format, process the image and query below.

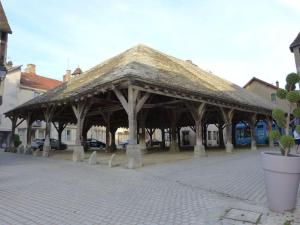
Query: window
271,93,276,103
208,131,212,140
66,130,71,141
38,130,44,139
213,131,218,140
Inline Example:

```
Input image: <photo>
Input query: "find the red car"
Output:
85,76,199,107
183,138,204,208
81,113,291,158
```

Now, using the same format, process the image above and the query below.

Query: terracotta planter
261,152,300,212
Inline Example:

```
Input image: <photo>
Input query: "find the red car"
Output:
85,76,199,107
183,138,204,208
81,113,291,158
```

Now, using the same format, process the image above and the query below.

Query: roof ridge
244,76,277,89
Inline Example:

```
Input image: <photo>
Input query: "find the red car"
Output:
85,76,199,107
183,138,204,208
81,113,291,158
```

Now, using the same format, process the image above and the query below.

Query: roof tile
20,72,62,91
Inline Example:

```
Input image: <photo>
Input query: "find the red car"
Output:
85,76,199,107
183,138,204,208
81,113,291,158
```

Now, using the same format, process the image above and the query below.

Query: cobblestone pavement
0,148,299,225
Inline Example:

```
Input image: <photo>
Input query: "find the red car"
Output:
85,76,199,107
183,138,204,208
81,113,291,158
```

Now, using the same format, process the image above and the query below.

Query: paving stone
0,148,298,225
223,208,262,224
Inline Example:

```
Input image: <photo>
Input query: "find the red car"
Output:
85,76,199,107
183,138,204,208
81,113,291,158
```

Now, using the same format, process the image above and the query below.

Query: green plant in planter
13,134,22,148
269,72,300,156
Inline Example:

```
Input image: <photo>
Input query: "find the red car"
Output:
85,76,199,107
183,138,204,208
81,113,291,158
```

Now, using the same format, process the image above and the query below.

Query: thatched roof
0,1,11,34
7,44,274,115
290,32,300,52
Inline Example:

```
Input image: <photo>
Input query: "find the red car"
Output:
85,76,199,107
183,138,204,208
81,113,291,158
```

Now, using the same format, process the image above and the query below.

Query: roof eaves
0,1,12,34
290,32,300,52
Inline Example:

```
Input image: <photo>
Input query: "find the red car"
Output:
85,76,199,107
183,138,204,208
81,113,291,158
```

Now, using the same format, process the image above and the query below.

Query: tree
270,73,300,156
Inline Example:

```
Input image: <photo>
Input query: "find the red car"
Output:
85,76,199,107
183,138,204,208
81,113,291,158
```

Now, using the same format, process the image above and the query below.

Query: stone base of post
42,145,51,157
127,144,142,169
110,143,117,151
269,139,274,148
251,141,257,151
140,143,147,154
169,142,180,152
194,144,206,158
225,143,233,153
73,145,85,162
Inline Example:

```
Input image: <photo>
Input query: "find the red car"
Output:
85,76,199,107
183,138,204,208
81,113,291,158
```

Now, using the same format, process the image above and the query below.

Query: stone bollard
108,153,120,168
88,151,97,165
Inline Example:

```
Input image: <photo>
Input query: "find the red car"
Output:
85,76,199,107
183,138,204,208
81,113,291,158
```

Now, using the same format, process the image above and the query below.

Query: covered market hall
5,45,274,168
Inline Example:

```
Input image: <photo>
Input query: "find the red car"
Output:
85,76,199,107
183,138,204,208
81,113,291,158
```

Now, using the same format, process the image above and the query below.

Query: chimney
6,61,12,70
276,81,279,88
72,67,82,76
25,64,36,74
63,70,71,82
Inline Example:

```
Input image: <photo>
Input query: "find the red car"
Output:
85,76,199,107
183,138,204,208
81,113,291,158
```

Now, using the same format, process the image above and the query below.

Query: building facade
244,77,290,113
0,64,127,148
0,63,62,147
0,1,12,105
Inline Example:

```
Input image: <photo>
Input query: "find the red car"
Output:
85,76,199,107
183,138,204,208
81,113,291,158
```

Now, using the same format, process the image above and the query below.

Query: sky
2,0,300,88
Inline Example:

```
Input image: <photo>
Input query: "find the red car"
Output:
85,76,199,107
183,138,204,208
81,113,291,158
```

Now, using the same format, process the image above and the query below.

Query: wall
293,46,300,74
244,81,290,112
0,68,21,132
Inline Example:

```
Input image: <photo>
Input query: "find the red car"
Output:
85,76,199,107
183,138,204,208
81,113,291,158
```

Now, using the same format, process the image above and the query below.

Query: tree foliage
271,72,300,156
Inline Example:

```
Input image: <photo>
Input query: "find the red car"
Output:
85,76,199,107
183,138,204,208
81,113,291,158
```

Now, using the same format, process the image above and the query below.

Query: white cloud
278,0,300,12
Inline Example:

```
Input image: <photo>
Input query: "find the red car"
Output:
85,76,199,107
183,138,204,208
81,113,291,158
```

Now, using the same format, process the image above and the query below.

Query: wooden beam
113,88,129,114
15,118,25,128
136,92,151,113
132,84,271,116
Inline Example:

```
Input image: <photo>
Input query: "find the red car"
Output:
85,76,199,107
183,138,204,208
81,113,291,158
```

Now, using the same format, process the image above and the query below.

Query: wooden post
98,110,112,152
53,122,67,150
140,125,146,151
220,108,234,153
113,86,150,168
250,114,257,151
138,110,148,153
146,128,156,147
71,100,92,162
110,126,117,151
177,127,181,148
105,113,111,152
42,105,56,157
25,112,33,154
186,102,206,158
169,110,180,152
8,115,17,152
204,124,208,148
161,128,165,149
218,123,225,147
82,122,92,151
267,117,274,148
